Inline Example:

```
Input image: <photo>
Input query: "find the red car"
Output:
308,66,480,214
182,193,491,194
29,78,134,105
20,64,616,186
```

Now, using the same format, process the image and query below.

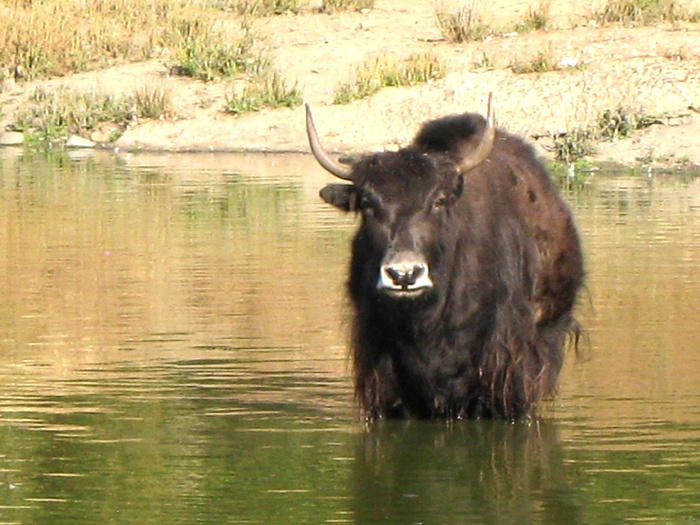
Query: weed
320,0,375,13
510,50,558,74
552,128,597,163
334,53,445,104
515,4,551,32
593,0,699,25
225,70,302,114
473,51,496,69
435,3,494,43
663,46,688,60
133,82,177,120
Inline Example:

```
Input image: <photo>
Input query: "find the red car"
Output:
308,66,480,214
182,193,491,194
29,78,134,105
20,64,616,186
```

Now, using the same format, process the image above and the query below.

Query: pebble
0,131,24,146
65,135,96,148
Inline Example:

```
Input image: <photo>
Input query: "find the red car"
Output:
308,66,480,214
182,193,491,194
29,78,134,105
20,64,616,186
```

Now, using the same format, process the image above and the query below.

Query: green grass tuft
334,52,445,104
225,71,302,115
10,87,136,143
320,0,375,13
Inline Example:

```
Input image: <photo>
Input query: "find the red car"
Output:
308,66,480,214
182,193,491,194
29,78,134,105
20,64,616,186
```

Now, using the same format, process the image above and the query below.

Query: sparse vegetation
435,3,495,42
225,71,302,114
509,48,584,74
552,106,664,162
8,83,181,145
212,0,302,16
334,53,446,104
170,23,267,82
9,88,136,144
320,0,375,13
593,0,700,25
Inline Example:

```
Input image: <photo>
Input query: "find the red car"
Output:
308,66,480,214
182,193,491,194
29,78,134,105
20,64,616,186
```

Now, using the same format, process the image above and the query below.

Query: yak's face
320,150,464,298
306,99,494,299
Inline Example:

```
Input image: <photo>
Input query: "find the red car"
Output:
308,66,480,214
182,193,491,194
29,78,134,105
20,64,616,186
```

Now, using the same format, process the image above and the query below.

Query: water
1,151,699,524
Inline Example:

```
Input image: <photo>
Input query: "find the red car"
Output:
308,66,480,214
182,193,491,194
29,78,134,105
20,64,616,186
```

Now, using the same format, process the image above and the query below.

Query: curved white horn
458,92,496,174
305,104,353,180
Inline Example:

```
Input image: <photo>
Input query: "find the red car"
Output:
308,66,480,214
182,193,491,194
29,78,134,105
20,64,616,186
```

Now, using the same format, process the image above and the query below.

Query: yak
306,95,583,420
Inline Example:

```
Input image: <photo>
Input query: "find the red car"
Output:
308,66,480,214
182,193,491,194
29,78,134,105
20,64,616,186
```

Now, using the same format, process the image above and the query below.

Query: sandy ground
2,0,700,167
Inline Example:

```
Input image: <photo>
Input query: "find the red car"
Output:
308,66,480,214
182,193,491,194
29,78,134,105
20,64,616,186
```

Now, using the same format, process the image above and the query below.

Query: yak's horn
305,104,353,181
458,92,496,174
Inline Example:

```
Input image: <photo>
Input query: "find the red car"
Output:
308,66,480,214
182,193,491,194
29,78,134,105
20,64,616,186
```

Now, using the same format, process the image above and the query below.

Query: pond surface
1,150,699,524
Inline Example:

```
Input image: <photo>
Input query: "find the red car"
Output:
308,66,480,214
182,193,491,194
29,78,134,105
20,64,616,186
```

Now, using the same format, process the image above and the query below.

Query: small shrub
553,128,596,163
321,0,375,12
133,82,177,120
225,70,302,115
435,3,494,43
596,106,663,140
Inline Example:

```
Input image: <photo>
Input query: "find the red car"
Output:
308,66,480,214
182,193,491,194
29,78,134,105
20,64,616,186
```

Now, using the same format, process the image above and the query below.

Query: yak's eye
432,195,448,211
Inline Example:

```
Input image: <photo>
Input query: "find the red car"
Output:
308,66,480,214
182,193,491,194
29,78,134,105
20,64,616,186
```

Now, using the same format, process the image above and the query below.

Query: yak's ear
320,184,360,212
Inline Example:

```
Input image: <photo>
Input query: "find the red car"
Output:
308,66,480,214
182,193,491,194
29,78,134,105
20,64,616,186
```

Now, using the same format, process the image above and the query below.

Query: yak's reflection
351,419,582,525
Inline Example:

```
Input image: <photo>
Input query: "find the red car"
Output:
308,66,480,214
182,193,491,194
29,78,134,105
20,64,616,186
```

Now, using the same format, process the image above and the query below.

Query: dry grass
435,3,495,42
1,0,179,80
0,0,282,82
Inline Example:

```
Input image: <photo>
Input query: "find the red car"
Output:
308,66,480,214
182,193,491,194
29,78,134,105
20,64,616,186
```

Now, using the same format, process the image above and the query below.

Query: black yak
307,95,583,419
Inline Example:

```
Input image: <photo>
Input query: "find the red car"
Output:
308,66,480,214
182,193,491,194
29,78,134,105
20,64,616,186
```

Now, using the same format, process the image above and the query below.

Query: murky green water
1,151,699,524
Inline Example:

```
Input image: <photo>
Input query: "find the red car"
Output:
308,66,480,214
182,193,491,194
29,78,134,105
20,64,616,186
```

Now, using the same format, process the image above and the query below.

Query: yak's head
307,97,495,299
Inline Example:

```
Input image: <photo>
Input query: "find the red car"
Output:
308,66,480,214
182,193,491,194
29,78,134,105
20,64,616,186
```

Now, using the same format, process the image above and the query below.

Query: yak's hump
412,113,487,155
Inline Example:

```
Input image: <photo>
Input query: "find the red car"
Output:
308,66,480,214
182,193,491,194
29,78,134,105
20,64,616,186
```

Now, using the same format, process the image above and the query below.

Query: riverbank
2,0,700,168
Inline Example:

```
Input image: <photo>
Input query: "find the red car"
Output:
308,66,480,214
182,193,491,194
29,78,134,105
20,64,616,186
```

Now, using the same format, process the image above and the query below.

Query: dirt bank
2,0,700,167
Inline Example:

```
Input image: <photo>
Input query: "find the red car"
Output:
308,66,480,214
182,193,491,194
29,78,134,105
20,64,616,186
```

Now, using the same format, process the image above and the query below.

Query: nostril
377,253,433,292
385,263,426,287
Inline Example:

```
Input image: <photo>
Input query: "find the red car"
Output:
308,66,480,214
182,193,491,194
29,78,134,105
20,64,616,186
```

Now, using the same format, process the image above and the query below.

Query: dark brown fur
320,112,583,420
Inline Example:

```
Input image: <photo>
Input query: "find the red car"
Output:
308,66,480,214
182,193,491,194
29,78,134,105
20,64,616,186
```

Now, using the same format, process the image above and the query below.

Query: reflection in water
1,151,700,524
353,420,581,525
